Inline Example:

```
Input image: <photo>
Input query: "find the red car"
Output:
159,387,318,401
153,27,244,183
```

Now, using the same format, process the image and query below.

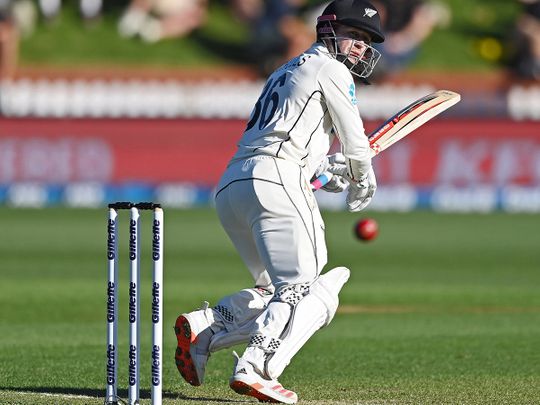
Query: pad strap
271,283,309,306
248,334,282,353
213,304,234,323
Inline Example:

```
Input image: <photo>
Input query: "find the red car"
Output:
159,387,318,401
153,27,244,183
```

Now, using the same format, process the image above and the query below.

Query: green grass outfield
0,208,539,404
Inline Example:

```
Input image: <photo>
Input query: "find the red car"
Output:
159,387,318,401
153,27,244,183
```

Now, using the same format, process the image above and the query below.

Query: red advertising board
0,119,244,185
368,119,540,186
0,118,539,186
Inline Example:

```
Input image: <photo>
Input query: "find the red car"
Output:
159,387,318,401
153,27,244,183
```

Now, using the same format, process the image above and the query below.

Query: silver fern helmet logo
364,8,377,17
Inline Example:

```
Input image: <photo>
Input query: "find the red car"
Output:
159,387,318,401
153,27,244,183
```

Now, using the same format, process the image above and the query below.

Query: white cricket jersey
229,42,371,179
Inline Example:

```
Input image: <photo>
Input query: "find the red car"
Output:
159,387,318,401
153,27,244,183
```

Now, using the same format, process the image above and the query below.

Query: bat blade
368,89,460,157
311,89,461,190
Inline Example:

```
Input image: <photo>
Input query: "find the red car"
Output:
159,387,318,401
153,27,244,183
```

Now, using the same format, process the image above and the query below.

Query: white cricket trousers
215,155,328,290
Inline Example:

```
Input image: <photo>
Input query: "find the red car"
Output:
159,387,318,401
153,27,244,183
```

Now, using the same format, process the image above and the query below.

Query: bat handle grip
311,171,333,191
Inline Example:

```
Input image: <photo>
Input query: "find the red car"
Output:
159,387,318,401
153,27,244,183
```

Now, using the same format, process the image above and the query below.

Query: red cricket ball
354,218,378,242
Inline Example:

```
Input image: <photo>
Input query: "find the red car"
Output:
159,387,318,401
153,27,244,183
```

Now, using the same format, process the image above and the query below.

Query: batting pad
244,267,350,379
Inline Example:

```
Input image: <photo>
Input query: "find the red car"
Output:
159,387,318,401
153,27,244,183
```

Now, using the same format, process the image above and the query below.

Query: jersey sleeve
317,60,372,179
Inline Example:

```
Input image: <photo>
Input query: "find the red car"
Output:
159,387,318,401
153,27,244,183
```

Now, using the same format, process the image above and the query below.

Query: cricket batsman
174,1,385,402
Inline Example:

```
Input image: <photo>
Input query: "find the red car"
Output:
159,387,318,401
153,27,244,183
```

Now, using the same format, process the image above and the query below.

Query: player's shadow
0,386,245,402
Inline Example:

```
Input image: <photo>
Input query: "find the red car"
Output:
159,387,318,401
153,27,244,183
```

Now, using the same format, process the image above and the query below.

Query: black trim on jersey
301,107,328,162
215,177,283,198
297,168,319,271
276,90,325,158
274,160,318,266
347,159,357,181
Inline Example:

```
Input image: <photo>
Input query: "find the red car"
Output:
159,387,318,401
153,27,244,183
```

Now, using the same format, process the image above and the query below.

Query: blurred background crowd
0,1,539,211
0,0,539,81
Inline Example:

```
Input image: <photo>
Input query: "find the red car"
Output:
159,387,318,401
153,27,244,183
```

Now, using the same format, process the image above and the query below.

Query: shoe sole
174,315,200,386
230,380,280,403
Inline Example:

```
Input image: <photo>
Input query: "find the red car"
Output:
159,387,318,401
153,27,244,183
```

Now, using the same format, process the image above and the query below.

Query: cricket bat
311,89,461,190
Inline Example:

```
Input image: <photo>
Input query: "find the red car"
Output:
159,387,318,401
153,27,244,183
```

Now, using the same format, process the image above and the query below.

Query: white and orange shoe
174,302,215,386
229,352,298,404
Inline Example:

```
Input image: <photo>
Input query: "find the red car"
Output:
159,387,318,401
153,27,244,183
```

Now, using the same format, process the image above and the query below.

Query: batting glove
346,166,377,212
313,153,349,193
